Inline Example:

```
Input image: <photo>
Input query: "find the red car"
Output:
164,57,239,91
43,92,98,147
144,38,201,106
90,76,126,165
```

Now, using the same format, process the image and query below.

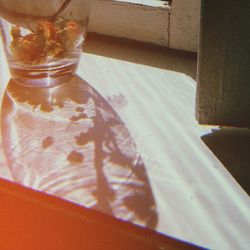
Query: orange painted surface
0,178,201,250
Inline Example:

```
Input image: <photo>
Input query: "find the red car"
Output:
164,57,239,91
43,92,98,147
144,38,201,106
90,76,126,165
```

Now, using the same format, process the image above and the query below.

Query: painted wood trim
169,0,201,52
89,0,200,52
115,0,170,8
88,0,171,47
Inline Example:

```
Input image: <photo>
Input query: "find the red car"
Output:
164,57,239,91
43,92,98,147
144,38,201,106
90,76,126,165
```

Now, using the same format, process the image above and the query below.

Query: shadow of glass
1,76,158,229
201,128,250,195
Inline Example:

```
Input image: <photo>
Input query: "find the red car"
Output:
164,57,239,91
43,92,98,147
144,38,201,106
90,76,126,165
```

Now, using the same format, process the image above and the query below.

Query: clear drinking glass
0,0,93,87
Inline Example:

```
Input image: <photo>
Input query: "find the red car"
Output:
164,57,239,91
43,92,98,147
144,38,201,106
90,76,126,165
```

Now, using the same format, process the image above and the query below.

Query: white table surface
1,35,250,250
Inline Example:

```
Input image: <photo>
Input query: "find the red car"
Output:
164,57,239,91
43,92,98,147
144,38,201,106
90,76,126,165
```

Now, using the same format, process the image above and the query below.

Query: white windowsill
1,34,249,250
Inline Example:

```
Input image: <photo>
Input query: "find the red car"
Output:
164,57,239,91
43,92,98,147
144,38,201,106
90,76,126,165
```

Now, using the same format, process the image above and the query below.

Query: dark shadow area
84,33,198,80
201,127,250,195
1,76,158,229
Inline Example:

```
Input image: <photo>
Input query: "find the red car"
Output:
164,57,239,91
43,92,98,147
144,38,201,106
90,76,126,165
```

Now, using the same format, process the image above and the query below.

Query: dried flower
10,18,81,64
9,0,82,65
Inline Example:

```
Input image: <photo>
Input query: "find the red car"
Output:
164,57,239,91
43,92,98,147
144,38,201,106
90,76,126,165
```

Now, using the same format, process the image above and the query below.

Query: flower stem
51,0,72,21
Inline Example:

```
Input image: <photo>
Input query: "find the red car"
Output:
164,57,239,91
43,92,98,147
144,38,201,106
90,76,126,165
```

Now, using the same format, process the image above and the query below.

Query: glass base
9,61,78,88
